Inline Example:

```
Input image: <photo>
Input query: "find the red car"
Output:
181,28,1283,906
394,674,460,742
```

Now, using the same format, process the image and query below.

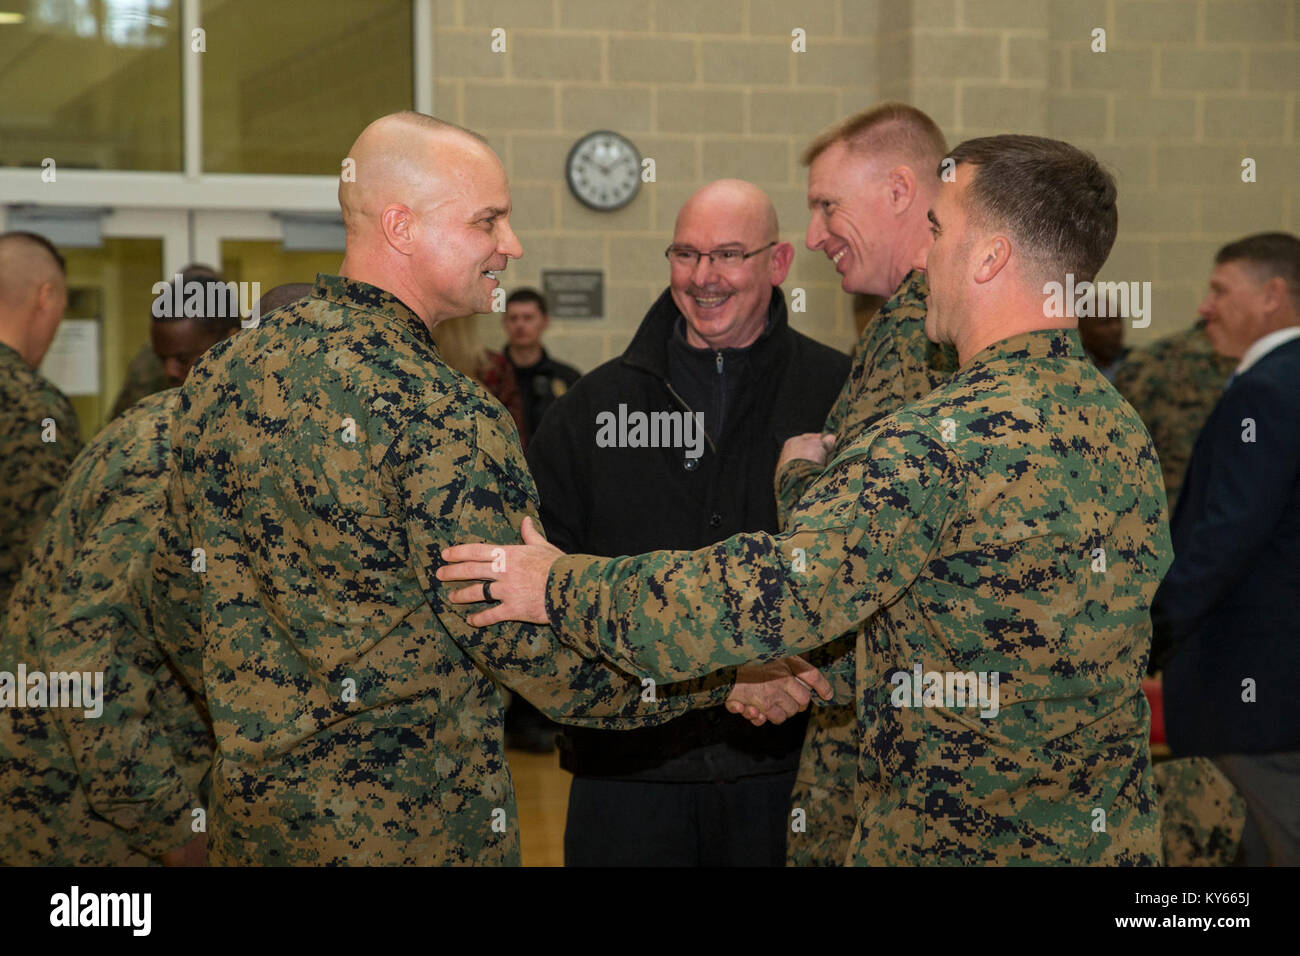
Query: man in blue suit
1152,232,1300,866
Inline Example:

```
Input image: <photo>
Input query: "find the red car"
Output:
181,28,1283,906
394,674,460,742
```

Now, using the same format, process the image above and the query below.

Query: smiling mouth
691,292,731,310
830,249,847,267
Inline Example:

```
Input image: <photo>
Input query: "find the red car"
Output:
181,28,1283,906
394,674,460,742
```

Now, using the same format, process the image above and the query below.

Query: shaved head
675,178,780,243
337,112,522,329
0,232,64,309
339,112,490,235
0,231,68,368
668,179,793,350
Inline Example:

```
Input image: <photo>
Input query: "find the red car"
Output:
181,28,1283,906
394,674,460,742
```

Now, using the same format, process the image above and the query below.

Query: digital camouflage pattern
155,274,732,866
0,390,211,865
775,270,959,866
0,341,82,615
1112,322,1243,866
109,342,169,422
1112,320,1235,513
1153,757,1245,866
548,328,1171,865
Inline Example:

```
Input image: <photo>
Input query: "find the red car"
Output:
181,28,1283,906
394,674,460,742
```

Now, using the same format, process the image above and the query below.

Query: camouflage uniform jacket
0,390,211,864
1112,320,1235,512
0,341,83,614
154,274,731,866
547,328,1172,865
776,271,958,865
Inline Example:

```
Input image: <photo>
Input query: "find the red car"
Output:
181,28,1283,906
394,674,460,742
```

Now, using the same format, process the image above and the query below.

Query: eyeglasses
664,241,777,269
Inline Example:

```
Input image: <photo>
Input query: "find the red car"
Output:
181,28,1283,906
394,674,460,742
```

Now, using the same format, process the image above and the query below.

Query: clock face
565,131,641,212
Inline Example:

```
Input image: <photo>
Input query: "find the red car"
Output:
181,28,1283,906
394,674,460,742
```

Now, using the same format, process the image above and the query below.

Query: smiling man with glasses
522,178,850,867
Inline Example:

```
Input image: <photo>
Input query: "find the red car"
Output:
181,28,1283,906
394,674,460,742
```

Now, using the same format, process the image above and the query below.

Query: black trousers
563,774,796,867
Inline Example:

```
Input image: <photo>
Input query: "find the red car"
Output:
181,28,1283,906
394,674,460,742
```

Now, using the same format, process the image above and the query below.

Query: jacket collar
621,286,790,378
960,327,1088,373
311,273,434,346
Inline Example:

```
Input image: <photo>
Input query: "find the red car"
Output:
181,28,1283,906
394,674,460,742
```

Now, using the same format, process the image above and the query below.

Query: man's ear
381,203,417,254
35,280,59,316
1261,275,1289,316
887,165,917,214
770,241,795,285
974,235,1012,284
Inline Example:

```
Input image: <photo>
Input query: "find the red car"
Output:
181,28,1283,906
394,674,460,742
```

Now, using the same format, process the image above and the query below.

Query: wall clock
565,130,641,212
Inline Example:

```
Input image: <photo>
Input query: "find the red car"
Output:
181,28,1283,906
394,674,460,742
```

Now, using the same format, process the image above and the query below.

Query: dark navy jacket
1153,336,1300,755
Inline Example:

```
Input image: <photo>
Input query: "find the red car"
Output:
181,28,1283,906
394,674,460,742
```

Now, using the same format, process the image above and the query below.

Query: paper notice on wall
39,319,100,396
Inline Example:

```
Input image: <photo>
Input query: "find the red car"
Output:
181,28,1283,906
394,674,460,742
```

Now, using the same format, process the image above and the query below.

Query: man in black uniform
525,179,849,865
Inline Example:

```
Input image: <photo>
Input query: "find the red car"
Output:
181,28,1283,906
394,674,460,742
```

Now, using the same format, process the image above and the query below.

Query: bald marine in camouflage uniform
0,391,212,865
0,232,82,615
445,135,1173,865
152,114,749,866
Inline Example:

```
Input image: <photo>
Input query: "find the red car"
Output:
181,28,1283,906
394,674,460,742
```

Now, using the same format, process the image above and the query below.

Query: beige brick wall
430,0,879,369
430,0,1297,366
1047,0,1298,345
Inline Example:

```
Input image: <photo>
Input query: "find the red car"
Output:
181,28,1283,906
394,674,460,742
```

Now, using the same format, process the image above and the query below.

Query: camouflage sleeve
150,456,209,711
548,420,963,681
773,340,865,530
46,537,207,857
0,402,82,608
38,412,211,858
774,332,913,531
400,398,734,727
774,458,824,532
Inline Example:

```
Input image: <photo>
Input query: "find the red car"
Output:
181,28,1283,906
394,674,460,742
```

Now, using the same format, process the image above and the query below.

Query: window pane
201,0,412,175
60,237,166,435
219,238,339,303
0,0,183,171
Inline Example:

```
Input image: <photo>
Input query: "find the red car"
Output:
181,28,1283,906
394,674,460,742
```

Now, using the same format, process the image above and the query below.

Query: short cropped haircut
801,102,948,171
944,134,1118,285
0,230,66,273
1214,232,1300,308
506,287,548,315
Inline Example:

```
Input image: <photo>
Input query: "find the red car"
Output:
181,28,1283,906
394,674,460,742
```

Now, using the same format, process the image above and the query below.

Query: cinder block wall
431,0,881,368
430,0,1297,365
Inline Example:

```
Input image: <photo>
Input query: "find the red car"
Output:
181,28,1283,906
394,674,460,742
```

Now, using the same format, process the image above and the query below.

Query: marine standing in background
501,287,580,450
1113,316,1242,867
0,282,304,866
774,103,958,866
0,389,213,865
108,263,223,421
0,231,81,615
1113,319,1235,513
